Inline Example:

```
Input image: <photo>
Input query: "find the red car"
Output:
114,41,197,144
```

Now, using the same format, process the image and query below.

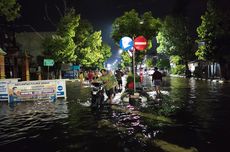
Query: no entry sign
134,36,148,51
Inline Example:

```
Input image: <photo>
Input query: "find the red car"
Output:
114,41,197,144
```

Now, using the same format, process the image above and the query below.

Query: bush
171,65,186,75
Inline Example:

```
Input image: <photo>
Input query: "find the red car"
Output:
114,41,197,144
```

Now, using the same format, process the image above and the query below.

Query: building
0,24,53,80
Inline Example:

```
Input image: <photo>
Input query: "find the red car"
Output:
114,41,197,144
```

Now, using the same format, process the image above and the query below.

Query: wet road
0,77,230,152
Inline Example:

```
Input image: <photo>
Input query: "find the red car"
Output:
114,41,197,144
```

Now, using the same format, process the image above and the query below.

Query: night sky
15,0,229,62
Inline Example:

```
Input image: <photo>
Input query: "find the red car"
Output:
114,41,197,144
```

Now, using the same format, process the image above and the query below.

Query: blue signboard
71,65,80,70
58,86,63,91
119,37,133,51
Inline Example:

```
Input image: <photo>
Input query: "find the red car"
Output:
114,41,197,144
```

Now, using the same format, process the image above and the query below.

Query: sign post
120,36,147,93
132,48,136,92
133,36,148,92
44,59,54,79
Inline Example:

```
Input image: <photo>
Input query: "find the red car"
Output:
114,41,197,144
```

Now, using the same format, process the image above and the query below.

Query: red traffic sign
134,36,148,51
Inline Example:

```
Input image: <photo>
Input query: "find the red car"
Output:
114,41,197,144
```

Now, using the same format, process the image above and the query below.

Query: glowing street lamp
118,49,123,55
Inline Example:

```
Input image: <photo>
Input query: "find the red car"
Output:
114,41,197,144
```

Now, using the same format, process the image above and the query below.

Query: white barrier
0,79,67,103
56,79,67,99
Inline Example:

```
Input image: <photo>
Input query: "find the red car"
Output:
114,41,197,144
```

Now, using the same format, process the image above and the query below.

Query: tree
43,35,77,63
170,55,185,75
74,20,111,68
145,58,154,68
156,58,170,70
98,43,112,68
111,9,161,66
120,51,132,69
196,0,221,61
43,9,80,65
156,16,196,73
196,0,230,79
0,0,20,21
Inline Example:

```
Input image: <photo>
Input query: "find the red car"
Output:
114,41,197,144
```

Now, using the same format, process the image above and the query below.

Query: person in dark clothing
115,69,123,90
152,67,163,96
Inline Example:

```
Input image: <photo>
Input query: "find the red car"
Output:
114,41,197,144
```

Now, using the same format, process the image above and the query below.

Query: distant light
140,21,144,24
118,49,123,54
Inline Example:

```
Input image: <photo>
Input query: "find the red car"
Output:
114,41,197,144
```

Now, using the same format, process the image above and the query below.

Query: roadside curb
170,74,228,83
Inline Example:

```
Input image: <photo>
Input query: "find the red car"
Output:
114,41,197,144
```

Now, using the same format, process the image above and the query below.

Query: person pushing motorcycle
95,69,118,104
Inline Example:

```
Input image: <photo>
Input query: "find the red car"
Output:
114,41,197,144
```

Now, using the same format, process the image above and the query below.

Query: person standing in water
152,67,163,96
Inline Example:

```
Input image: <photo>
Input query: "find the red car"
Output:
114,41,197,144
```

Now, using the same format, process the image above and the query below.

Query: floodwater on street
0,77,230,152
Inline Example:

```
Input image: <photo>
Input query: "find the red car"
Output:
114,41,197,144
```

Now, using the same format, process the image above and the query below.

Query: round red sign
134,36,148,51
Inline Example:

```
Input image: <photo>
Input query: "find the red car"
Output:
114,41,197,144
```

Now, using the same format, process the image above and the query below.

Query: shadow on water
0,79,230,152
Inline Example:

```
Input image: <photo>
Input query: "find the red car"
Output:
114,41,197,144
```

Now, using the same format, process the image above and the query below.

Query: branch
63,0,67,13
55,5,63,17
24,25,45,39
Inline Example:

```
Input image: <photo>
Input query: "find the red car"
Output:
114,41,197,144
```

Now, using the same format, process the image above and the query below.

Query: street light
118,49,123,55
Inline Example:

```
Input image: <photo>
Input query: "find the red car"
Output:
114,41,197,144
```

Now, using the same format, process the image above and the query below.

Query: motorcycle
91,82,105,109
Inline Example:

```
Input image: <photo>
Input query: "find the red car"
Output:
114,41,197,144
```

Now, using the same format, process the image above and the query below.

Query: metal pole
133,48,136,93
47,66,49,80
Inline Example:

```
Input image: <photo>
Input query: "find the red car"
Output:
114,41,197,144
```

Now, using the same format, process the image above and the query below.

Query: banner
0,79,19,101
8,80,57,103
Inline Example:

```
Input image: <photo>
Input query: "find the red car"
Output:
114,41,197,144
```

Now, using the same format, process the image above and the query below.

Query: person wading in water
152,67,163,96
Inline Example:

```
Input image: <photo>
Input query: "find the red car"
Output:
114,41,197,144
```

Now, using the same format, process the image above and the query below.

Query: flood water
0,77,230,152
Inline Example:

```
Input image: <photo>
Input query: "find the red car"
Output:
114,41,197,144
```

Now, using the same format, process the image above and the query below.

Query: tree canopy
0,0,20,21
43,9,80,64
74,20,111,68
120,51,132,69
111,9,160,67
196,0,230,62
156,15,196,70
43,9,111,69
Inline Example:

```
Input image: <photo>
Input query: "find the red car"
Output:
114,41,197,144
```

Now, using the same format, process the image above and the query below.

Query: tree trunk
185,60,191,78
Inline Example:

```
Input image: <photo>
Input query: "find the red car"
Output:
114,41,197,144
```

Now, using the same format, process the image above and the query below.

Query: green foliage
111,9,160,66
111,9,141,43
156,31,172,55
43,10,112,69
171,65,186,75
156,58,170,69
43,35,77,63
99,43,112,68
75,30,111,68
135,50,146,65
121,51,132,68
195,45,206,60
170,55,185,74
157,16,196,67
145,58,153,68
43,9,79,65
79,31,102,67
140,11,161,40
73,19,111,68
57,9,80,37
170,55,182,65
196,0,230,62
0,0,20,21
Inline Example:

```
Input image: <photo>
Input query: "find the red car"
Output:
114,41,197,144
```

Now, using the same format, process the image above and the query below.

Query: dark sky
15,0,228,62
16,0,207,33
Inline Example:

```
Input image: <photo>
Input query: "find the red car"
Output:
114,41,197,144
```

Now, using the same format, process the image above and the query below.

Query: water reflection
0,78,230,152
160,77,230,152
